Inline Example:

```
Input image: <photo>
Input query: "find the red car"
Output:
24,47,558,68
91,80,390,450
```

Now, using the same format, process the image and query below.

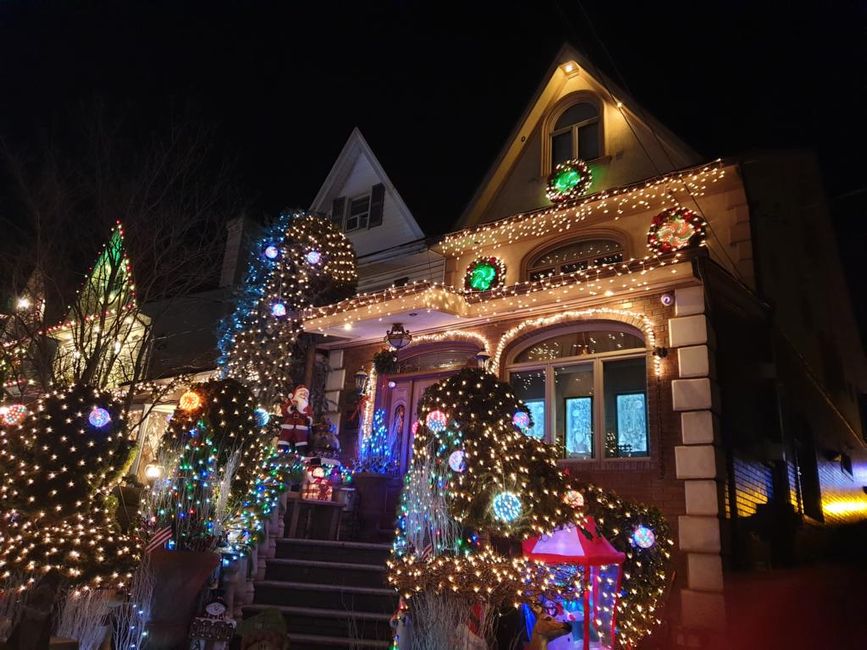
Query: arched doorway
377,341,482,472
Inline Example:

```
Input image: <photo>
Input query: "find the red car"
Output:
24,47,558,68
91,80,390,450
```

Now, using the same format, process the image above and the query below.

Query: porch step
254,580,396,612
264,558,387,587
241,603,393,640
286,632,391,648
275,538,392,565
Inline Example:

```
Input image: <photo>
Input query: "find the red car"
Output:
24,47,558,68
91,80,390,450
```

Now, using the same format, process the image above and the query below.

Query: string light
438,161,724,255
491,491,522,523
0,404,28,427
178,390,202,412
88,406,111,428
425,410,448,433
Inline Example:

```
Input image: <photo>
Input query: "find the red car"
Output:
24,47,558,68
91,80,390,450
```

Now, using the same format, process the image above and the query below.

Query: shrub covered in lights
217,211,357,404
387,368,673,648
143,377,299,555
0,384,137,587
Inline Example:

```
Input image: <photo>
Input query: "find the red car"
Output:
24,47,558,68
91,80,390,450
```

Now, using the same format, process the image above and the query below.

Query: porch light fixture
385,323,412,350
560,60,579,77
354,368,369,394
475,350,491,370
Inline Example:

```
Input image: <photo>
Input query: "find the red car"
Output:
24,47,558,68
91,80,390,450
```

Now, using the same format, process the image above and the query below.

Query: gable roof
310,127,425,244
458,43,701,228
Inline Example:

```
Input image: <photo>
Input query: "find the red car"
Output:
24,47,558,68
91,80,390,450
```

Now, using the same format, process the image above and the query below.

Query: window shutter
331,196,346,229
368,183,385,228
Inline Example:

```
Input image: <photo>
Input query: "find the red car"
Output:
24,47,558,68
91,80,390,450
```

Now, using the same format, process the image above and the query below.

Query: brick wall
723,457,774,519
816,457,867,524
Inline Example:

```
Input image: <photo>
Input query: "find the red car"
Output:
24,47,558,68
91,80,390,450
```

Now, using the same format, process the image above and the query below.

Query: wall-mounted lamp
354,369,369,394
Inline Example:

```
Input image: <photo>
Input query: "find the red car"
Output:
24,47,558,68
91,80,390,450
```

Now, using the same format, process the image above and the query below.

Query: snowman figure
278,385,312,454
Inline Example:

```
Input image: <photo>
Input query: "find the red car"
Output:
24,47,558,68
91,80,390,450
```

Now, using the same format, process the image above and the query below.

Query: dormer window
551,102,601,167
527,238,623,282
346,195,370,231
330,183,385,232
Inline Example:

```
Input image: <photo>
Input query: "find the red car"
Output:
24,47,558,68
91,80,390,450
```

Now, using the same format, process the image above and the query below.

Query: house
302,44,867,640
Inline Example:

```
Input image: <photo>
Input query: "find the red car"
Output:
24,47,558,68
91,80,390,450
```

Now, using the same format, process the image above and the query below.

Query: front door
382,373,450,473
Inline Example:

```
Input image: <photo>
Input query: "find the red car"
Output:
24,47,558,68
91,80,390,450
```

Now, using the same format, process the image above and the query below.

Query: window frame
542,94,605,176
548,112,603,169
525,237,625,282
550,108,601,166
506,325,650,462
345,194,371,232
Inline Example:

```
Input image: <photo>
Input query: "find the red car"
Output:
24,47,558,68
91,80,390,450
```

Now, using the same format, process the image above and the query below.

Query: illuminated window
527,239,623,282
551,102,601,167
508,323,648,459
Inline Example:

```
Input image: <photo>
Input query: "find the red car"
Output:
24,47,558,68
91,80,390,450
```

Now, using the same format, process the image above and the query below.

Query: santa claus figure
278,385,312,454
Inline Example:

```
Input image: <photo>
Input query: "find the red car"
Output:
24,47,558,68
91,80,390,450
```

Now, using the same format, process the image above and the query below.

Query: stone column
669,286,726,636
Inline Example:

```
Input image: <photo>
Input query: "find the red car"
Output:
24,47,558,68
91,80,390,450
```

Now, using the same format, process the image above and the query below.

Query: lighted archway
491,308,660,376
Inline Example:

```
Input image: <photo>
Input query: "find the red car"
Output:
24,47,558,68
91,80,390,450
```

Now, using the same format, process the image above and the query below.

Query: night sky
1,1,866,328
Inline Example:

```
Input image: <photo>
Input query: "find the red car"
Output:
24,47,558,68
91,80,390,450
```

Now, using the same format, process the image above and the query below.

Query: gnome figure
278,385,312,454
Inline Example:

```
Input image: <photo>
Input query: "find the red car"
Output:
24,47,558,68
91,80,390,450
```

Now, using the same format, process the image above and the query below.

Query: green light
469,262,497,291
552,167,582,194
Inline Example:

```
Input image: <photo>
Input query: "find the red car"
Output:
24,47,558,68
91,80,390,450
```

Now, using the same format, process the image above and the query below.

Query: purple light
88,406,111,428
305,250,322,265
264,245,279,260
271,302,287,317
512,410,531,431
632,525,656,549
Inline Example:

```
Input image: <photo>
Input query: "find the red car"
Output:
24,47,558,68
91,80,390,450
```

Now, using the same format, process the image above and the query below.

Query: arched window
551,101,601,167
527,238,624,281
396,343,480,374
507,323,648,460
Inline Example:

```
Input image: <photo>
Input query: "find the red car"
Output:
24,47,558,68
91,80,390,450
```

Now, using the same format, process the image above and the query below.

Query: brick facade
332,290,691,585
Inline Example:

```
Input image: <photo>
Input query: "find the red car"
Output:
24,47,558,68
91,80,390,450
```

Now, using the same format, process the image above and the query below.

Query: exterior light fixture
475,350,491,369
560,61,579,76
15,296,31,311
660,293,674,307
384,323,412,350
354,369,369,394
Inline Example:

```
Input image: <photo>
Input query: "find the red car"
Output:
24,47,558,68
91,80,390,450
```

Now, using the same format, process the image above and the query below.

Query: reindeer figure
527,608,572,650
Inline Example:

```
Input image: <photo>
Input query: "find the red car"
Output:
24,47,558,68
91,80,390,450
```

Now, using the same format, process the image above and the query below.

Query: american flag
145,524,173,554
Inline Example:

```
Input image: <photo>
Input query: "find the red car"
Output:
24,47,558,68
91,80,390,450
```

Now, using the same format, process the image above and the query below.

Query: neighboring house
302,44,867,641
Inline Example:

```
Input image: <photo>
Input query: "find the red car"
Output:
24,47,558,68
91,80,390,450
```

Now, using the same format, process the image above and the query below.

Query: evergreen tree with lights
218,211,357,405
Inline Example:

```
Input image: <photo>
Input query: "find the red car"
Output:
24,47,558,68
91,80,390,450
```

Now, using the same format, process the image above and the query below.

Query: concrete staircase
244,538,396,649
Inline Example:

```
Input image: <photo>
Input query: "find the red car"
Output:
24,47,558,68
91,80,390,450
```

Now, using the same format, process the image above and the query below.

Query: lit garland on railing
438,161,725,255
304,250,694,331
